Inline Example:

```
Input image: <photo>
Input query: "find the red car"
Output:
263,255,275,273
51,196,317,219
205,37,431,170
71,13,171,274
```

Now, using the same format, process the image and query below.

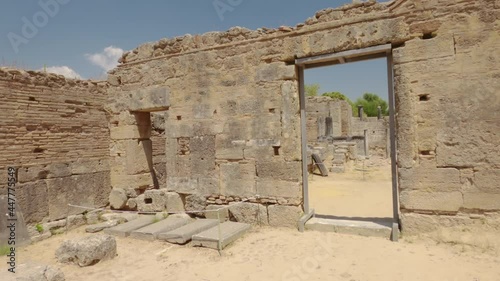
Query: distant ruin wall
108,0,500,231
0,68,111,224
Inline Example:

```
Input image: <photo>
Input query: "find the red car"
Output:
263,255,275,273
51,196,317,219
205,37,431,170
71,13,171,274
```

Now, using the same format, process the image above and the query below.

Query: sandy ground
1,226,500,281
309,156,393,218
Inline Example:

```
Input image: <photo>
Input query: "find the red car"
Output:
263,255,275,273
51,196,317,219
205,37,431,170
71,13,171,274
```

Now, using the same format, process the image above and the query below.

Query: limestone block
215,134,245,160
1,263,65,281
138,190,168,212
16,180,49,223
46,163,72,178
400,190,463,212
76,172,111,208
70,159,109,175
398,167,461,192
220,162,256,197
111,173,154,190
474,169,500,193
166,192,185,213
167,177,199,194
255,62,296,82
56,235,117,267
185,194,207,216
256,160,302,182
268,205,302,228
109,188,128,210
281,81,301,161
110,124,151,140
17,165,47,183
125,139,153,175
190,136,216,176
393,34,455,64
128,86,170,112
47,176,92,221
463,192,500,211
229,202,268,225
205,205,229,222
256,180,301,199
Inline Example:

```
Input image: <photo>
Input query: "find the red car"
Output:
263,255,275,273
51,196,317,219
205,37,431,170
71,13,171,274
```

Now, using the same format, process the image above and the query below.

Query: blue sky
0,0,388,100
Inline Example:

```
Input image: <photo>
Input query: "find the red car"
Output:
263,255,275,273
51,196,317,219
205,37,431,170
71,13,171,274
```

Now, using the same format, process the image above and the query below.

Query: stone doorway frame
295,44,400,238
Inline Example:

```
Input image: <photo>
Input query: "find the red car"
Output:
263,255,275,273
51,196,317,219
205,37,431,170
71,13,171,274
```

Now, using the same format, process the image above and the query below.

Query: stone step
158,219,220,244
305,217,393,239
130,215,192,241
104,215,156,237
192,221,251,250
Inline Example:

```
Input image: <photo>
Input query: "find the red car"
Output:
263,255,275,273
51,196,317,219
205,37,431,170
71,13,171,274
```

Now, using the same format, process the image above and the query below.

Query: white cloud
85,46,124,72
41,66,83,79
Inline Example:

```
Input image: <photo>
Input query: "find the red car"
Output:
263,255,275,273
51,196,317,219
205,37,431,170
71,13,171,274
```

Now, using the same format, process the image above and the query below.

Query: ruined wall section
351,117,388,156
0,68,111,224
110,0,500,231
305,96,344,142
390,0,500,234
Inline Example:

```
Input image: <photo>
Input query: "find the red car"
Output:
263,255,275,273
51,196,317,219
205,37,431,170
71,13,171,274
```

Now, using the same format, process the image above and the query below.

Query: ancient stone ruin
1,0,499,241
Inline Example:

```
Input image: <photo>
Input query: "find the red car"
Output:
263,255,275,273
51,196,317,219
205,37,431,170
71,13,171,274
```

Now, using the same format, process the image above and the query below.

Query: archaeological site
1,0,499,260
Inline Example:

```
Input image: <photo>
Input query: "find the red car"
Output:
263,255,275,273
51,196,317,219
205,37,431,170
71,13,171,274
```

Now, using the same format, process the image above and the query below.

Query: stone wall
107,0,499,232
306,96,351,142
351,117,389,156
0,68,111,224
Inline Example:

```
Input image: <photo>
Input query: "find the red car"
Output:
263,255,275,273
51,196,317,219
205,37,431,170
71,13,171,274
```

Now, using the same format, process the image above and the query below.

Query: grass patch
0,245,10,256
35,223,44,233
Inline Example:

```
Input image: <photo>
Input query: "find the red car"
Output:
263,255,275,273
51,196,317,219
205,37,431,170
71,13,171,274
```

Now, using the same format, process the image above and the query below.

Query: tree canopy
353,93,389,117
305,84,320,97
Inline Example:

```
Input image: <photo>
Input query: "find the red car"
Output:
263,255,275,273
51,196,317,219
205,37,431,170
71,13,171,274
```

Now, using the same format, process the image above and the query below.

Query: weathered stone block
111,173,154,190
255,62,296,82
47,176,89,221
268,205,302,228
229,202,268,225
205,205,229,222
18,165,47,183
70,159,109,175
220,162,256,197
16,180,49,223
56,235,117,267
463,192,500,210
394,35,455,64
399,167,461,192
110,124,151,140
400,190,463,212
109,188,128,210
256,180,301,199
46,163,72,178
129,86,170,112
474,169,500,193
215,134,245,160
166,192,185,213
125,139,153,175
138,190,168,212
167,177,198,194
256,160,302,182
185,194,207,216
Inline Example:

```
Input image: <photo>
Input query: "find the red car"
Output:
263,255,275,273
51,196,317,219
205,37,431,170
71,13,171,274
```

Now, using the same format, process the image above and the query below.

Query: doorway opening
296,45,399,238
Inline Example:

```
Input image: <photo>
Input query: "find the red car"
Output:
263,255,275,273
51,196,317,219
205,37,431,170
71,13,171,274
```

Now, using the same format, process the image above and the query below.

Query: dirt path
2,226,499,281
309,156,393,218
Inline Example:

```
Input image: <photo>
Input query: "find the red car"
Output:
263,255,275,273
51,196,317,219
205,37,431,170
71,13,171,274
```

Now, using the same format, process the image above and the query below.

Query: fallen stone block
86,220,119,233
158,219,219,244
130,215,192,241
104,215,156,237
56,235,117,267
0,263,65,281
192,221,251,250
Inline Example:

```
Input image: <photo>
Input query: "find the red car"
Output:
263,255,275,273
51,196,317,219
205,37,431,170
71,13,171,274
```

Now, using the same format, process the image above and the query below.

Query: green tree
353,93,389,117
305,84,320,97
